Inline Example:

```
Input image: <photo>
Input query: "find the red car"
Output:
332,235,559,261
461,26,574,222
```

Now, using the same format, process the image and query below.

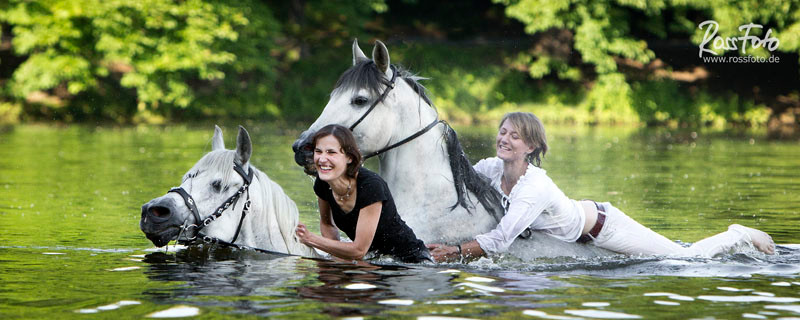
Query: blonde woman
428,112,775,262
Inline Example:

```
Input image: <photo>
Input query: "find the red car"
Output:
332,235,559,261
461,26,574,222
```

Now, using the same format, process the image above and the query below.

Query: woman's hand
295,222,317,246
427,241,486,263
426,243,460,263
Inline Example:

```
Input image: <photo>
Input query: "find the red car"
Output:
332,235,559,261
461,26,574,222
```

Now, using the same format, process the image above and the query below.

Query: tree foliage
0,0,384,122
1,0,799,127
494,0,800,125
0,0,284,120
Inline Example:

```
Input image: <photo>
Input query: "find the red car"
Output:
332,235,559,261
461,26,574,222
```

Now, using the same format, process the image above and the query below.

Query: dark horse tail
443,123,505,222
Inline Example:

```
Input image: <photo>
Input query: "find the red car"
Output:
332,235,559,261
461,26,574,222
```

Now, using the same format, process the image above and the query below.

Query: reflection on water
2,231,800,318
1,123,799,318
114,244,800,318
77,300,141,314
139,245,462,317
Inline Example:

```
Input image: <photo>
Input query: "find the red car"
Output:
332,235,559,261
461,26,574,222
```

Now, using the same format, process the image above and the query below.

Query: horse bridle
349,63,442,160
168,162,254,245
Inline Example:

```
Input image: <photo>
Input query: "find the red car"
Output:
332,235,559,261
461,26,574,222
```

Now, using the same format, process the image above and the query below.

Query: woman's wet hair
311,124,363,178
500,112,548,167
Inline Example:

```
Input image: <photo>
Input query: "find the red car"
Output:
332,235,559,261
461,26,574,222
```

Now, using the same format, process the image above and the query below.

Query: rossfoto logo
698,20,780,63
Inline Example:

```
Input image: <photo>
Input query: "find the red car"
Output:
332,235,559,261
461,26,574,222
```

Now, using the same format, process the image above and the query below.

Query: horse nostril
293,142,311,155
291,140,300,153
293,141,314,167
292,139,308,153
149,206,171,218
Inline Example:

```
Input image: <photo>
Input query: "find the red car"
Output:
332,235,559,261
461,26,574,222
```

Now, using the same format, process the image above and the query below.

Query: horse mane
334,60,504,220
442,124,505,221
252,169,317,257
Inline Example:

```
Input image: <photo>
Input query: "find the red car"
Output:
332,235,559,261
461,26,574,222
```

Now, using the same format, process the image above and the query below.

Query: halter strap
349,64,398,132
363,119,442,160
196,232,293,257
229,190,250,244
169,187,201,228
233,162,254,185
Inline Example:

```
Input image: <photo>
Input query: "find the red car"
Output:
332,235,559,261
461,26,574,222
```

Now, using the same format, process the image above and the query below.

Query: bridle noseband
167,163,254,245
348,64,442,160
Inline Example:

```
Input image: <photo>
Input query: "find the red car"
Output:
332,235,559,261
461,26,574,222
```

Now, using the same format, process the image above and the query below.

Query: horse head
292,39,436,173
140,125,254,247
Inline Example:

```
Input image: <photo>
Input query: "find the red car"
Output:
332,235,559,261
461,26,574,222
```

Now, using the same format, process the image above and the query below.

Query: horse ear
236,125,252,165
212,125,225,151
372,40,390,75
352,38,368,65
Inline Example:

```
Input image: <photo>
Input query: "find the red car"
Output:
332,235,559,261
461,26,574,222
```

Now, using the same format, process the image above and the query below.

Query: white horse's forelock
186,150,238,188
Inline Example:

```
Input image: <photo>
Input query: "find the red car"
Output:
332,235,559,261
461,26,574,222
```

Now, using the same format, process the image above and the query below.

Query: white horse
292,40,613,260
141,125,317,257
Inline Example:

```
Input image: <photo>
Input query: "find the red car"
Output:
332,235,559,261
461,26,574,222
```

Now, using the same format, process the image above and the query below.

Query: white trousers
589,202,753,257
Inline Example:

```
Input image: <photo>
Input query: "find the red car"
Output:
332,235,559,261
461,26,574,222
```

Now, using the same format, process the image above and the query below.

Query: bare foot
730,224,775,254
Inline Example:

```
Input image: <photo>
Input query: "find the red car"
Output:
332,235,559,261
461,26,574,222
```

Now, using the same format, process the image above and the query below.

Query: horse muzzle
140,198,186,247
291,134,317,175
144,228,179,247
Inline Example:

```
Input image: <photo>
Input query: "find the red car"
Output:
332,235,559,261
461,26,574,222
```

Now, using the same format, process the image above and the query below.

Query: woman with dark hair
428,112,775,262
295,124,430,263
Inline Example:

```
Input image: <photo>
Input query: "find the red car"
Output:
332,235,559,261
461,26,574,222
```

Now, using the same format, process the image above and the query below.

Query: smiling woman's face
314,135,351,182
495,119,533,163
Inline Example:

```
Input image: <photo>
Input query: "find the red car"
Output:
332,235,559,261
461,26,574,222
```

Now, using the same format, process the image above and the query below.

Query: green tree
494,0,800,126
0,0,388,123
0,0,282,121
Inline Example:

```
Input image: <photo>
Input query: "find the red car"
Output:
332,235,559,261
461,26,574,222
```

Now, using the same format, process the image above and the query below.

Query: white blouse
473,157,586,253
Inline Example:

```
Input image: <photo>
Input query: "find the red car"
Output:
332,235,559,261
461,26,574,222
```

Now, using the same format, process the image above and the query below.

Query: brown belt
577,201,606,243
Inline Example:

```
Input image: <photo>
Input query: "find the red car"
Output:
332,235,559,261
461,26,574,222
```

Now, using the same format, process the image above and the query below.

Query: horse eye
211,180,222,192
351,96,369,106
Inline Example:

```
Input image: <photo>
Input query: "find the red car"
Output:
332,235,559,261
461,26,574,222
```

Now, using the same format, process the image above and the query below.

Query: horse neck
377,104,455,203
243,169,316,257
374,97,504,243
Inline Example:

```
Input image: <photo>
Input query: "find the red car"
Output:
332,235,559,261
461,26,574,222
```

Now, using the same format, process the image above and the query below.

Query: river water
1,122,799,319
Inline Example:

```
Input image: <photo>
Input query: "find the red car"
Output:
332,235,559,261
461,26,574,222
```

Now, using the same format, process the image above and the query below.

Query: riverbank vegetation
1,0,799,133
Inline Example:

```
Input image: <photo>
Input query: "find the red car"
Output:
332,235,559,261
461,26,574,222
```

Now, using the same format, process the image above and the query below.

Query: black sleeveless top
313,167,429,263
